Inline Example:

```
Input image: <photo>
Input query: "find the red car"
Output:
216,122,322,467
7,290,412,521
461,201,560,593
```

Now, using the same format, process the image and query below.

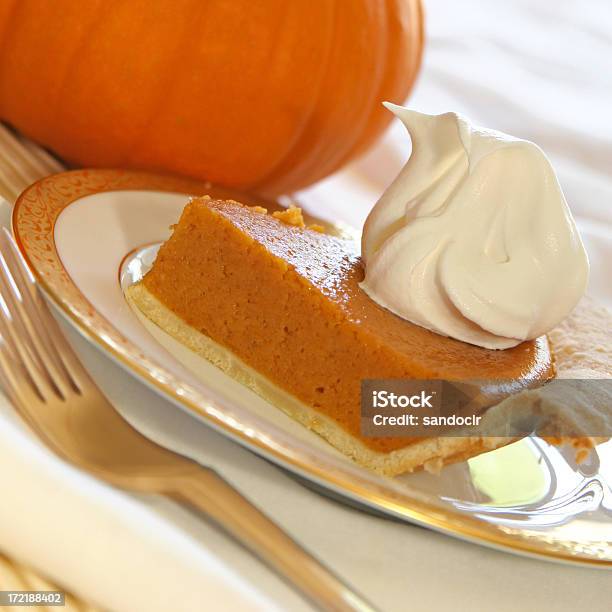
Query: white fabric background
1,1,611,611
301,0,612,304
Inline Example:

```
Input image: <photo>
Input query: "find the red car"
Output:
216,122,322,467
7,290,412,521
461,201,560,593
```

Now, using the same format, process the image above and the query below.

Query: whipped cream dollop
360,104,589,349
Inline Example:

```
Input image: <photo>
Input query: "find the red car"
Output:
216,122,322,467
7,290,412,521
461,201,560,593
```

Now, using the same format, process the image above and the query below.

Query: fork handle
170,469,377,612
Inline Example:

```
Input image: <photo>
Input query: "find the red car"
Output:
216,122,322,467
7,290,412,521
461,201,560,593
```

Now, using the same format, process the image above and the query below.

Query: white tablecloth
1,1,611,610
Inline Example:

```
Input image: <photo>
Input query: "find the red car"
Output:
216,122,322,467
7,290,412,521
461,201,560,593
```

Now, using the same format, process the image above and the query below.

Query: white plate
13,169,612,568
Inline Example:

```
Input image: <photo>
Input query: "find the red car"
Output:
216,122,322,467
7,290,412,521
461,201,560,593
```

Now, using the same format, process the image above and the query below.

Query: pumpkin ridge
121,0,206,167
333,0,425,169
49,1,107,150
287,0,391,190
249,0,339,194
229,0,331,186
0,0,423,194
253,0,422,196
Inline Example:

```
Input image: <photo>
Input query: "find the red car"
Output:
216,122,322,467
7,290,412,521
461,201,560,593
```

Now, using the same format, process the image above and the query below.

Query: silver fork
0,230,375,608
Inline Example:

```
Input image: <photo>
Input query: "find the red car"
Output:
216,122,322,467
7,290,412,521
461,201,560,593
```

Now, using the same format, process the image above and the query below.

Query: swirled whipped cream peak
360,103,589,350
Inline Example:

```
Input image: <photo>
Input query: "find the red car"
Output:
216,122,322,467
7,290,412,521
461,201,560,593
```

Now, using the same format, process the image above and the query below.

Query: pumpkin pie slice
129,196,561,474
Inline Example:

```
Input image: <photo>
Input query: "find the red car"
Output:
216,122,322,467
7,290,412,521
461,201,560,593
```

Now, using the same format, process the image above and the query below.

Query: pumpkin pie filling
135,197,554,455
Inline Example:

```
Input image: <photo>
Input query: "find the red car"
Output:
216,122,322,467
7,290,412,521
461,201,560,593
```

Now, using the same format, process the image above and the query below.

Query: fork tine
0,231,79,399
0,335,58,445
0,229,86,392
0,251,59,401
0,296,20,361
0,310,45,405
0,332,45,409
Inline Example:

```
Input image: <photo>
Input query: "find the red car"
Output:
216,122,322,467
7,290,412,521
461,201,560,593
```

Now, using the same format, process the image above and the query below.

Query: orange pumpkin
0,0,423,195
